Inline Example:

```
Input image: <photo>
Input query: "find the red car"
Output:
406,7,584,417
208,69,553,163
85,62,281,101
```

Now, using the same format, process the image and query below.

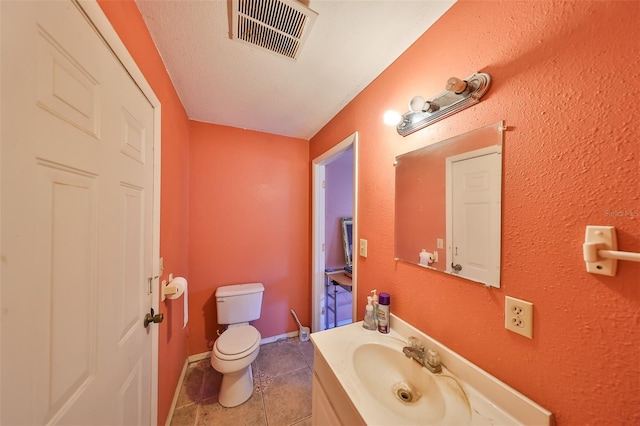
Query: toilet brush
290,309,310,341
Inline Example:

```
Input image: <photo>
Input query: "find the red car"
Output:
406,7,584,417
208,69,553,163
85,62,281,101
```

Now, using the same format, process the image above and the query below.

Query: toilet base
218,364,254,408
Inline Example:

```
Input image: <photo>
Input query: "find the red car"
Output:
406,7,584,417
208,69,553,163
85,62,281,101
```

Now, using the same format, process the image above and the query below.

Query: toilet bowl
211,325,261,407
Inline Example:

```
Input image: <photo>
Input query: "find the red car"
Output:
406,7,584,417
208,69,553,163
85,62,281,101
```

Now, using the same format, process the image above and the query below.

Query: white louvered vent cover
231,0,318,60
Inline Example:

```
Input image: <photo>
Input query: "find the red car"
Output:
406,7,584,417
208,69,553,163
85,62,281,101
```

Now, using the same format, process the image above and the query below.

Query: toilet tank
216,283,265,324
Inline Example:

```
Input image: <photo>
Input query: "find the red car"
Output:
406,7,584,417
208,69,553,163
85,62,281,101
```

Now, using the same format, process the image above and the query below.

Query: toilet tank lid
215,283,264,297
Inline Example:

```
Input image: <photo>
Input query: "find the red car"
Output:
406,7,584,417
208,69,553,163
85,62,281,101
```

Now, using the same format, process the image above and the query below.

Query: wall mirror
394,121,504,288
341,217,353,267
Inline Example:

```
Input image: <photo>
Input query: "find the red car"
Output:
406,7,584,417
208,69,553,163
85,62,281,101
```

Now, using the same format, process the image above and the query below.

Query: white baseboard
188,351,211,363
260,330,299,344
164,357,189,426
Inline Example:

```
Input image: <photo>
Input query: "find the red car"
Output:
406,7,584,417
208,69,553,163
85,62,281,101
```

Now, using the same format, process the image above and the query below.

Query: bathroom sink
348,337,471,425
312,318,553,426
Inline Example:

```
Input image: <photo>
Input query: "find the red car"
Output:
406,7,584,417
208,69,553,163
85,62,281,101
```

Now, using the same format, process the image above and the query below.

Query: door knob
143,308,164,328
451,263,462,272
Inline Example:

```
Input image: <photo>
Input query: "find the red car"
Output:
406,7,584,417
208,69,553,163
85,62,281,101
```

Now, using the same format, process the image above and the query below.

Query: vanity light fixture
396,72,491,136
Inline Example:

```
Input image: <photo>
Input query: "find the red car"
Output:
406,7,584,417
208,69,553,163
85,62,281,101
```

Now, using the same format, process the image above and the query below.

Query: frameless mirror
394,121,504,287
341,217,353,267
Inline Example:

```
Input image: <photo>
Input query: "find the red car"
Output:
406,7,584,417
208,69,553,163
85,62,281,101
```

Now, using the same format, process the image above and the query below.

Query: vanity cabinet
311,375,341,425
311,347,364,426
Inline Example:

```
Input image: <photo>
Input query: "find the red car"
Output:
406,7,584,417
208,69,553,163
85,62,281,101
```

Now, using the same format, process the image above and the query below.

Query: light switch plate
359,239,368,257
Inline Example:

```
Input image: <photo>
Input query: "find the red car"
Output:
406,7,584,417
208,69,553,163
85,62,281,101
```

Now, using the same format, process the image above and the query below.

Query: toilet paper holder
160,275,189,328
162,282,178,301
162,274,183,301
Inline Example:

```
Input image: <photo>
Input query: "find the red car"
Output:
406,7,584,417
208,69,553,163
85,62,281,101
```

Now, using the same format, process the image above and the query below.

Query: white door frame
78,1,162,422
311,132,358,332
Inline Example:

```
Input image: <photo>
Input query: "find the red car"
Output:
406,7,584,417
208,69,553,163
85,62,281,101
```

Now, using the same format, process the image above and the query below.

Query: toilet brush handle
290,309,303,328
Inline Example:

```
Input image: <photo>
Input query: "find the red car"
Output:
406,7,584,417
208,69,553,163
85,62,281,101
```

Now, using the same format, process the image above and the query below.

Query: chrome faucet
402,336,442,374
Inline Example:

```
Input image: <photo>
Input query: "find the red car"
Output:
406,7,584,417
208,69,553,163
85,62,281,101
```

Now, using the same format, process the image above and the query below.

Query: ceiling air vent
231,0,318,60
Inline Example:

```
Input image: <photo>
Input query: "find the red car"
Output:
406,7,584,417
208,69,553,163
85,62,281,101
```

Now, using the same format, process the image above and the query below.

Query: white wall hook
583,226,640,276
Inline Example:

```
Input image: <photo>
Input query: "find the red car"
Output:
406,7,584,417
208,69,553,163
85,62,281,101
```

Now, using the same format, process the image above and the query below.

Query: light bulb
446,77,468,94
408,96,426,112
383,110,402,126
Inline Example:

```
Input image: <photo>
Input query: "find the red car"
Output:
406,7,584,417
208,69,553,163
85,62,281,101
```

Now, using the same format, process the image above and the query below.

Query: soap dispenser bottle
370,289,379,327
362,296,376,330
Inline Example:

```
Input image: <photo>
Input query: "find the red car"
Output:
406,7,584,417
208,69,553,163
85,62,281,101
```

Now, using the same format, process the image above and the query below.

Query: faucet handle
408,336,424,350
427,349,441,367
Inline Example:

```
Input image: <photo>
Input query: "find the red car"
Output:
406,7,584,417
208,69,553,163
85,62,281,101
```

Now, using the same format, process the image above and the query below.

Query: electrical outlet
505,296,533,339
359,239,368,257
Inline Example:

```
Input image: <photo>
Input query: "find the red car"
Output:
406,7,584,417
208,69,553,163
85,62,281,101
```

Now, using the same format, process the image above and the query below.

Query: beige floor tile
176,366,204,408
262,367,313,426
256,339,308,377
196,391,266,426
200,365,222,402
170,403,198,426
298,340,315,367
171,338,313,426
291,416,312,426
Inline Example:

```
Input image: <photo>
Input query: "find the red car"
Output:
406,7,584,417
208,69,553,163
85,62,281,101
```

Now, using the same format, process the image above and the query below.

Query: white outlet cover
505,296,533,339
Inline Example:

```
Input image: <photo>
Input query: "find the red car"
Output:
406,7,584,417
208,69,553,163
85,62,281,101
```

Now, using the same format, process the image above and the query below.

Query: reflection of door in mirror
394,121,504,288
447,148,501,286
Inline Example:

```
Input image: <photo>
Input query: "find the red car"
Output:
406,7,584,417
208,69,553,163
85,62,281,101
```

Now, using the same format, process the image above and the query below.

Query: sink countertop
310,314,553,426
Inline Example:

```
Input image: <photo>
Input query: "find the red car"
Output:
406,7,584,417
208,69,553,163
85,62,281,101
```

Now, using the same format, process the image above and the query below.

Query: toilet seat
214,325,260,361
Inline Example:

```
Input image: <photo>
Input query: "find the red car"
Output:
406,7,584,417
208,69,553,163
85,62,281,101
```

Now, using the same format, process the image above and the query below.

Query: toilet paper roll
167,277,188,328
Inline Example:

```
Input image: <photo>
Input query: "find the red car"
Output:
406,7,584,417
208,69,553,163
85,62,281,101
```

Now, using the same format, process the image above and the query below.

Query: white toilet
210,282,264,407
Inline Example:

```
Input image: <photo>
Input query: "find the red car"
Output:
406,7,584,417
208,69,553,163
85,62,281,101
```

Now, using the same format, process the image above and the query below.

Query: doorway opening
311,132,358,332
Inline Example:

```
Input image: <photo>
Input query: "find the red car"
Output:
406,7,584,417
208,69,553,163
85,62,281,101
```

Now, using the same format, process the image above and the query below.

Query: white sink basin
311,316,554,425
349,338,471,425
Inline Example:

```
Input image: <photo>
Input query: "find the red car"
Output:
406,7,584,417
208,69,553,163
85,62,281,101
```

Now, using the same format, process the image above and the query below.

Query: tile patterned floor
170,338,315,426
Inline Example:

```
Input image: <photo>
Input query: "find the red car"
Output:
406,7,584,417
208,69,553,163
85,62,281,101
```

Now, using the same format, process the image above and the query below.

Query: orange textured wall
188,121,310,355
310,1,639,424
98,2,190,424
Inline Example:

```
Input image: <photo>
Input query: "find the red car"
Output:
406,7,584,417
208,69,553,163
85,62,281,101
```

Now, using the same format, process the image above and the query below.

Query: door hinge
148,276,159,294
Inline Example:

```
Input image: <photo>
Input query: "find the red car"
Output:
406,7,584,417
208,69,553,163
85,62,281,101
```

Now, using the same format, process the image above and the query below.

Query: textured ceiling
135,0,456,139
